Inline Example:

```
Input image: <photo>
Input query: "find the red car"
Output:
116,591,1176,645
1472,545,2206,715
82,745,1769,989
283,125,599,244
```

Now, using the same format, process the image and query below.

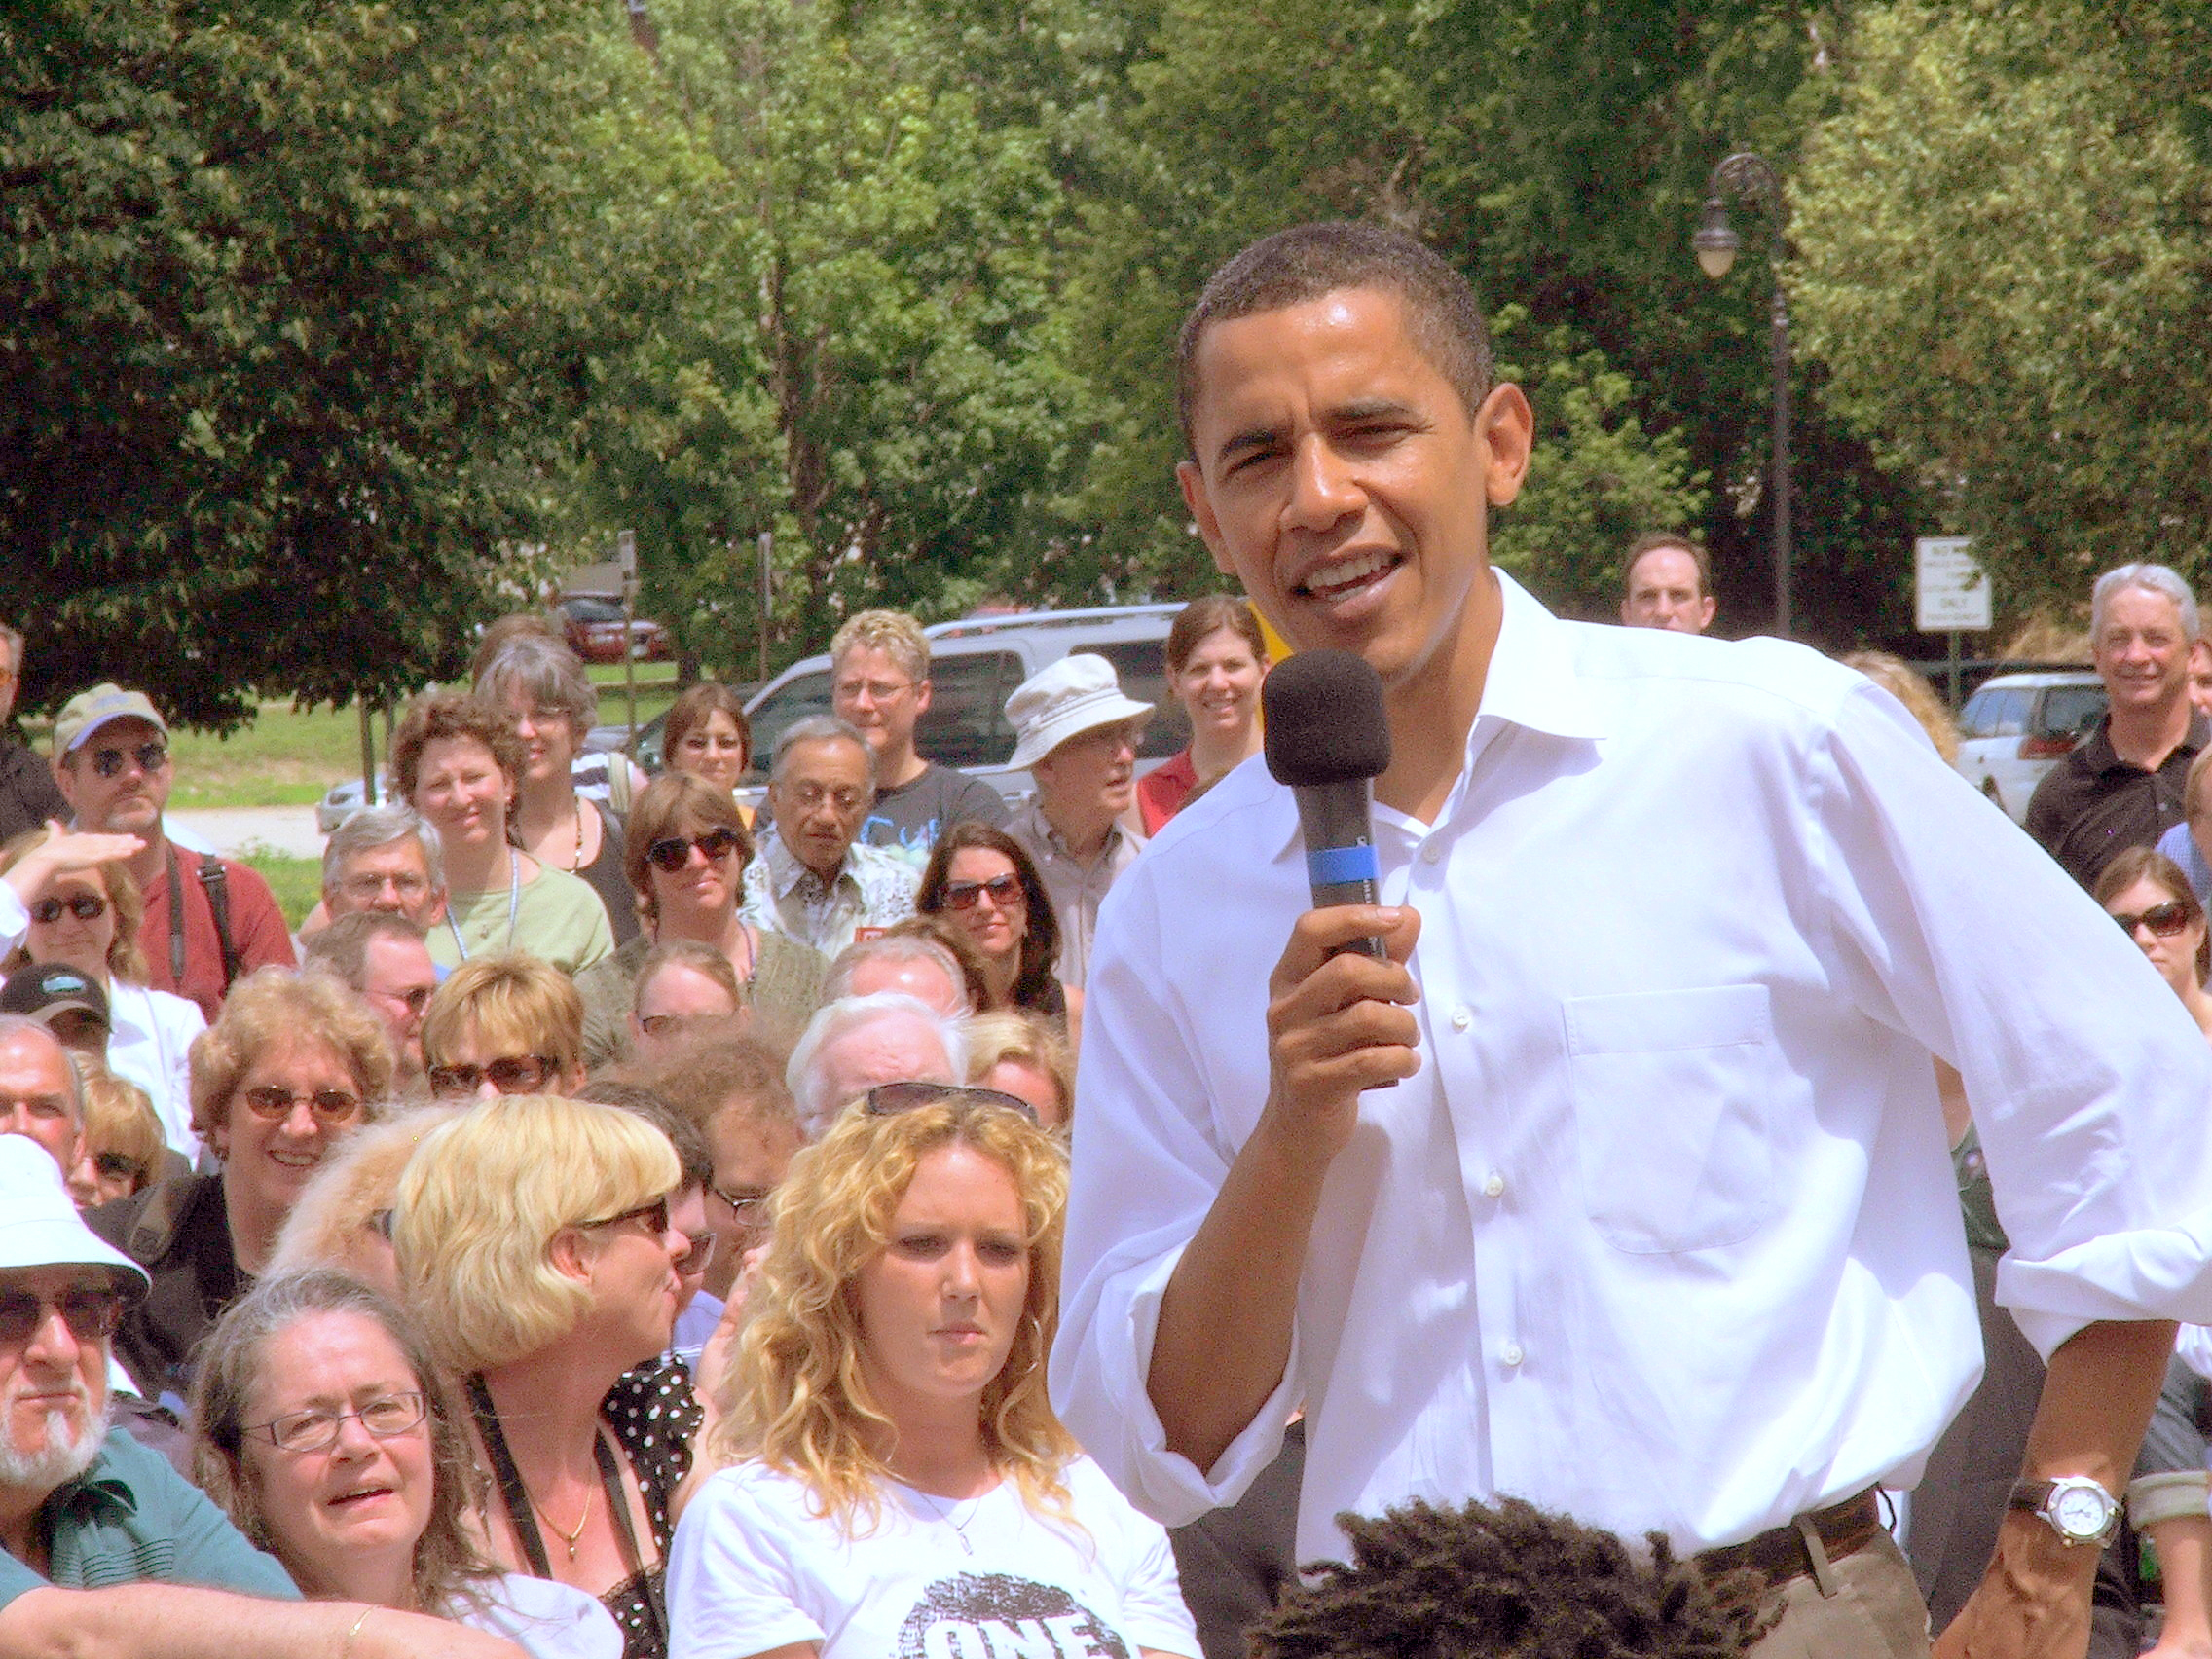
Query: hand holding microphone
1258,650,1421,1120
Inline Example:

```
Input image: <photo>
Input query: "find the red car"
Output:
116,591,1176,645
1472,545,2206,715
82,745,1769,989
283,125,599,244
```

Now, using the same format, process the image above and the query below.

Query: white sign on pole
1915,536,1990,632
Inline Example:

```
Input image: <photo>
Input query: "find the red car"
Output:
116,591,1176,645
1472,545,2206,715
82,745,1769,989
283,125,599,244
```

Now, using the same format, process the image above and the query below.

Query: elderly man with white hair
319,804,448,931
784,991,969,1136
2027,562,2209,891
0,1136,530,1657
822,930,975,1019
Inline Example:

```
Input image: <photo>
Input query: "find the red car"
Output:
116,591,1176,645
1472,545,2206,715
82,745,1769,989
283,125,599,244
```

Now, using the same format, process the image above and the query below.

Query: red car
560,594,671,664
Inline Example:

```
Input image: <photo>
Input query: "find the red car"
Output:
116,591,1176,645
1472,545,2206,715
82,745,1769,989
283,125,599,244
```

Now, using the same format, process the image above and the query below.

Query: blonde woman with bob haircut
422,952,587,1101
667,1089,1197,1659
395,1094,699,1659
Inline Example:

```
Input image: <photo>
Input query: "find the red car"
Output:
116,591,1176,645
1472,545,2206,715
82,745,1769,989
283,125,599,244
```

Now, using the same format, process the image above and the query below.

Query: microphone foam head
1263,649,1391,787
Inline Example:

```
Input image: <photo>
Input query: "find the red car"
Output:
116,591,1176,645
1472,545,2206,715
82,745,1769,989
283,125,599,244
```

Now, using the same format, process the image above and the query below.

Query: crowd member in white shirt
1,825,203,1157
1052,221,2212,1659
668,1086,1198,1659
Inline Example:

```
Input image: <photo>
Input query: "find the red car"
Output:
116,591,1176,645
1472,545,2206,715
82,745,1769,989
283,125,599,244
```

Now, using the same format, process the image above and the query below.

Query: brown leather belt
1695,1490,1884,1591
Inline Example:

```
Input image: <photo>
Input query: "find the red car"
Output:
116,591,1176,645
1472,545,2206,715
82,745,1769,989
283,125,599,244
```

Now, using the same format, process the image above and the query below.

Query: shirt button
1482,1171,1505,1198
1501,1343,1525,1367
1450,1007,1472,1032
1420,843,1442,865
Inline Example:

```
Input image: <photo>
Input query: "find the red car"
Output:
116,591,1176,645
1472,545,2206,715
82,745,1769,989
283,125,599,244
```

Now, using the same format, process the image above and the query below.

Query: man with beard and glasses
0,1137,532,1657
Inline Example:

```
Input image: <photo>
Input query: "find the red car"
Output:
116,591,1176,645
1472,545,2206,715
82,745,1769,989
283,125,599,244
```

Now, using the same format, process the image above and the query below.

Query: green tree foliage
0,0,605,726
1791,0,2212,622
563,0,1095,674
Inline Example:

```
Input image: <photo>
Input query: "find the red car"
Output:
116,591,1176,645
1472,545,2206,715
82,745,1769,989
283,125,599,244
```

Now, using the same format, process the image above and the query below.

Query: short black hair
1175,221,1493,461
1252,1496,1769,1659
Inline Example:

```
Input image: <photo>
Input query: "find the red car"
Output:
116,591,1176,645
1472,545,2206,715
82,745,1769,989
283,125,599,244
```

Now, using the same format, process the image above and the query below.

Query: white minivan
1952,670,2107,824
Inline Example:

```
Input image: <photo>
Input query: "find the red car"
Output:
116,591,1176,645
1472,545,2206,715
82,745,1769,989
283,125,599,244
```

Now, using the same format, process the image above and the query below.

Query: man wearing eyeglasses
0,621,68,846
0,1138,533,1658
830,610,1009,872
49,684,295,1023
740,717,918,957
301,914,439,1084
319,805,448,934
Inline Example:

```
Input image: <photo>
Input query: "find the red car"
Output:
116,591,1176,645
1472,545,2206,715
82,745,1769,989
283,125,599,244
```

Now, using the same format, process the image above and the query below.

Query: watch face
2052,1486,2112,1537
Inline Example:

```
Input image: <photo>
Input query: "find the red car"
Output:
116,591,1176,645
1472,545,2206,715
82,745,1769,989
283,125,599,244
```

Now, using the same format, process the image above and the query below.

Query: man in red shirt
49,685,294,1021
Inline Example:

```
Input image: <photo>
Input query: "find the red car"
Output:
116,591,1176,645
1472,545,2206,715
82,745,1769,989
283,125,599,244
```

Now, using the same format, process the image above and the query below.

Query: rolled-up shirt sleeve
1051,866,1303,1527
1812,680,2212,1358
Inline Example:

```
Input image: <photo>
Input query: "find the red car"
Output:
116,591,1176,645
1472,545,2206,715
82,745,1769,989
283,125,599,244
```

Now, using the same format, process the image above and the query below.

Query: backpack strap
196,854,243,992
124,1175,195,1268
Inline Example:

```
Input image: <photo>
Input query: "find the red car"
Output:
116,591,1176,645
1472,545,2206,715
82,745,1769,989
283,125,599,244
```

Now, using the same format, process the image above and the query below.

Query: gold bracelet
343,1606,374,1658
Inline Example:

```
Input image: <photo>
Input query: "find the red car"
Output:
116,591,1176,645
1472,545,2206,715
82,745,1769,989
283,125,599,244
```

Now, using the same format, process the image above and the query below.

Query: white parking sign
1916,537,1990,632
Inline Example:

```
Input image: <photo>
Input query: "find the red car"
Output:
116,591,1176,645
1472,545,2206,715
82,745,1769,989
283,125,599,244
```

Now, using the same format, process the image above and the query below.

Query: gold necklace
530,1485,592,1562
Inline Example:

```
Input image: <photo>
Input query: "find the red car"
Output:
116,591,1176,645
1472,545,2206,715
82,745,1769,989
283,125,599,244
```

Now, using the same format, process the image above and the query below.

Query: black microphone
1263,648,1393,965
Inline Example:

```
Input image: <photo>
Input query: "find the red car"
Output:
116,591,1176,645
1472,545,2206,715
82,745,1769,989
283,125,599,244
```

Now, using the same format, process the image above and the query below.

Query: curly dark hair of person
1251,1496,1771,1659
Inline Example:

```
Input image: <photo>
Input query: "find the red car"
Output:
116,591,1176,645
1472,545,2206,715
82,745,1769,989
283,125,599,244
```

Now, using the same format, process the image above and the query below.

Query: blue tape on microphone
1307,842,1381,888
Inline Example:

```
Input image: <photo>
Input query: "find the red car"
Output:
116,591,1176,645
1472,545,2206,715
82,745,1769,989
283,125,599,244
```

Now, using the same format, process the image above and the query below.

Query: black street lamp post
1694,152,1793,639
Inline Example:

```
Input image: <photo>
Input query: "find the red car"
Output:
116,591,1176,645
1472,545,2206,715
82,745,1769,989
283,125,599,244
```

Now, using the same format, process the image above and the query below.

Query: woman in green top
391,692,615,977
575,774,827,1066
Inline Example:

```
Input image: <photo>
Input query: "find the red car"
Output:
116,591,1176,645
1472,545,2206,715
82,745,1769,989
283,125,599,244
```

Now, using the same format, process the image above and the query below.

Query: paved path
168,806,323,862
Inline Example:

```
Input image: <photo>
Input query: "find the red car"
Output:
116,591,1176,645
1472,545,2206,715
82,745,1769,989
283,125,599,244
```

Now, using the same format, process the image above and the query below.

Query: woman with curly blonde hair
668,1087,1198,1659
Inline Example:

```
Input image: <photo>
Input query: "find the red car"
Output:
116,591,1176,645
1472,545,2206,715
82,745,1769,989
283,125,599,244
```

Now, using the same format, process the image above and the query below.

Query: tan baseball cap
53,683,167,756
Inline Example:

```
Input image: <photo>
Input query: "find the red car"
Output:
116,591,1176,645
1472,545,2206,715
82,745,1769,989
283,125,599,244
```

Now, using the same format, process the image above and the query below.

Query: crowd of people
0,219,2209,1659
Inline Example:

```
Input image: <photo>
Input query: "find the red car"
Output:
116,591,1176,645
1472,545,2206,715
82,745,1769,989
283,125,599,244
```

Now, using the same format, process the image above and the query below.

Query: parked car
560,593,671,665
732,604,1190,810
1953,670,2106,824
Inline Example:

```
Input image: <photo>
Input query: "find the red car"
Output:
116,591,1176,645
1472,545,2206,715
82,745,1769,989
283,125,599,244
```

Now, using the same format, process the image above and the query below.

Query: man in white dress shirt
1051,221,2212,1659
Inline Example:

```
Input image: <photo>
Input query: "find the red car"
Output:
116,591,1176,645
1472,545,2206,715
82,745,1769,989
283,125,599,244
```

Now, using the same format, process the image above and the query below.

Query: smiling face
854,1143,1030,1426
55,716,171,840
409,735,511,854
675,710,751,793
1172,626,1267,743
212,1036,366,1222
22,868,115,983
239,1310,433,1597
1176,287,1531,718
943,847,1026,966
833,645,931,770
501,694,579,791
2094,586,2193,723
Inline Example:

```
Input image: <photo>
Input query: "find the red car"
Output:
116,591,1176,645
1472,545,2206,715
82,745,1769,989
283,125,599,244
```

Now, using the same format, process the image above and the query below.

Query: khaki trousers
1745,1531,1934,1659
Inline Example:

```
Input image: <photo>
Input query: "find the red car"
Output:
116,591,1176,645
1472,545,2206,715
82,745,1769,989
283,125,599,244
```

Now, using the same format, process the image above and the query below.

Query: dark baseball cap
0,964,111,1029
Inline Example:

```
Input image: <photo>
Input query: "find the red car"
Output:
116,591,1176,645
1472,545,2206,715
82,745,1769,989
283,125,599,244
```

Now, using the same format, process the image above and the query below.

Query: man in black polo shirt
2027,563,2207,891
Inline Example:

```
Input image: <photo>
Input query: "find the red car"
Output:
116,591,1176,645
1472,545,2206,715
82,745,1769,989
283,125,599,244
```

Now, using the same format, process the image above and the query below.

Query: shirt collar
1259,570,1607,858
766,829,845,897
39,1436,135,1526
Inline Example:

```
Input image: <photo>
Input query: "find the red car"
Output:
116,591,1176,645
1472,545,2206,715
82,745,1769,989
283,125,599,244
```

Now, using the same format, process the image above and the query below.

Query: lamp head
1694,197,1739,279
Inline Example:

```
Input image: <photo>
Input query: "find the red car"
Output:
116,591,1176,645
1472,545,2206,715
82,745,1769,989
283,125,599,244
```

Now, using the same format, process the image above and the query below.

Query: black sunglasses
646,827,745,873
2114,901,2194,939
0,1286,127,1347
30,894,106,925
88,742,167,779
578,1196,672,1236
865,1081,1040,1124
427,1055,558,1097
941,874,1023,911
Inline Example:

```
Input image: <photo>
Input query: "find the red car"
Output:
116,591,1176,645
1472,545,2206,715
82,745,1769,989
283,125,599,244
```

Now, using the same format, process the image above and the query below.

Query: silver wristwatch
2009,1476,2122,1547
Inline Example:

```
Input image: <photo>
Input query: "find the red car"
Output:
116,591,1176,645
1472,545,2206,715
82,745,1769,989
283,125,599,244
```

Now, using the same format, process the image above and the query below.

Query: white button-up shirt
1052,571,2212,1563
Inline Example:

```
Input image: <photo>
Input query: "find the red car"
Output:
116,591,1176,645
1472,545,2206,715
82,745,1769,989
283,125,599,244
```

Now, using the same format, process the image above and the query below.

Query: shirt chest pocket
1564,984,1779,1254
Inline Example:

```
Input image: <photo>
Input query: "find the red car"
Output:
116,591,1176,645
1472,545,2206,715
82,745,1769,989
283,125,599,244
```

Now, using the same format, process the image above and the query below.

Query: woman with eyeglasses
2095,847,2212,1037
86,967,392,1402
668,1087,1198,1659
421,954,589,1101
391,692,615,978
660,684,756,825
395,1094,703,1659
576,775,829,1069
1,825,205,1158
191,1270,624,1657
914,823,1067,1021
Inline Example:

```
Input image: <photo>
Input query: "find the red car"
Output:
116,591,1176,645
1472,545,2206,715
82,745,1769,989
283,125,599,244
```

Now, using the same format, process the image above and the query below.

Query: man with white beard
0,1137,531,1656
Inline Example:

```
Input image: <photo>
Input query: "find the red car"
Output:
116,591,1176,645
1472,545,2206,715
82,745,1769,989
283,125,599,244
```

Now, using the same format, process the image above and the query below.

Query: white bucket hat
0,1134,149,1293
1005,654,1155,772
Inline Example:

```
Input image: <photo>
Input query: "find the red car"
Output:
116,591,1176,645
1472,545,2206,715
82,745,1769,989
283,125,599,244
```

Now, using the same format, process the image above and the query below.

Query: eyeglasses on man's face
88,742,168,779
0,1284,126,1347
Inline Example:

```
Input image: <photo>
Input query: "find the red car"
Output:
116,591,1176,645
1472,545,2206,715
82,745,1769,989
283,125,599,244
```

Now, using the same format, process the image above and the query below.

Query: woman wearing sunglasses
668,1087,1198,1659
2095,847,2212,1037
576,775,829,1069
421,954,589,1102
395,1094,702,1659
88,967,392,1402
1,824,205,1158
192,1269,624,1657
914,823,1067,1022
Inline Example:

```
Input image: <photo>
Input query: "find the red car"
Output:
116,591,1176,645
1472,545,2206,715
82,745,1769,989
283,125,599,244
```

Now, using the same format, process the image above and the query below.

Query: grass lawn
241,851,323,929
